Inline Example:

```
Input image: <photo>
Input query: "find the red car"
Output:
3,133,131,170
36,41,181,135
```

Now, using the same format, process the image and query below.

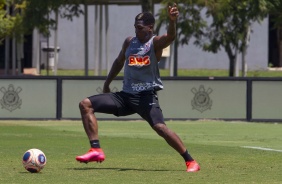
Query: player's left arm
153,3,179,51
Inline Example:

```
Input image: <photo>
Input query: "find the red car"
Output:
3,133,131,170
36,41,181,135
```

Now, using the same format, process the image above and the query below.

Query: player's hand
168,3,179,21
103,84,111,93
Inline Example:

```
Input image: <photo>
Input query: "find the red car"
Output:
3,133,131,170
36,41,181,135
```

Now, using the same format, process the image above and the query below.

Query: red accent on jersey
128,56,150,66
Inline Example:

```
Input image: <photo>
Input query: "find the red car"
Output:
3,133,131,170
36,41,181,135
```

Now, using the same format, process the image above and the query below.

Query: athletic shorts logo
0,84,22,112
128,55,150,67
191,85,213,113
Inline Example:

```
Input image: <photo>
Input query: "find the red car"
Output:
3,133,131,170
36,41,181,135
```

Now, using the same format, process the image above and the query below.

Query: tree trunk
141,0,153,12
229,56,236,77
235,49,239,77
242,24,251,77
173,37,178,77
225,44,236,77
278,27,282,66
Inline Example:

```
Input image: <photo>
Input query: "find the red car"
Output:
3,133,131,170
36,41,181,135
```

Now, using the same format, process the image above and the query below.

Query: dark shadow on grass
68,167,181,172
19,171,44,174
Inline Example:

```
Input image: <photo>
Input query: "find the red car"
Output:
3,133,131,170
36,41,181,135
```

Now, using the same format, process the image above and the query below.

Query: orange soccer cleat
186,160,200,172
76,148,105,163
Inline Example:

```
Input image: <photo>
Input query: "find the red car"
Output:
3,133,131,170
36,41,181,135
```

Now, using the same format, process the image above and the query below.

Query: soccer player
76,3,200,172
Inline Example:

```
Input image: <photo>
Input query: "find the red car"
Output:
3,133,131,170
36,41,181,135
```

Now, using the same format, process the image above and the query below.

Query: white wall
46,4,268,71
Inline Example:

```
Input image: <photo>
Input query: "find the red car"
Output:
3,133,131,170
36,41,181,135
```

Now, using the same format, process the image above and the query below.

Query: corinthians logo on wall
191,85,213,113
0,84,22,112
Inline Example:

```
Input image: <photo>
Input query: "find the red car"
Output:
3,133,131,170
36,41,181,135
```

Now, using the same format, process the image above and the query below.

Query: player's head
135,12,155,26
134,12,155,42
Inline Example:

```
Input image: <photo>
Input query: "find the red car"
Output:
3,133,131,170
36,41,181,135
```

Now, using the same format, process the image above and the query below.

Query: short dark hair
135,12,155,25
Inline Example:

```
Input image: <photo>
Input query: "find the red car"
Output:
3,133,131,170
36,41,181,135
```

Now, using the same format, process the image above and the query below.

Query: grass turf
0,120,281,184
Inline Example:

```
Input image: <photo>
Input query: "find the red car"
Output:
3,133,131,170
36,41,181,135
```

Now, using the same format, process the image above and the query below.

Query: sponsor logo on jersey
128,55,150,66
131,82,153,92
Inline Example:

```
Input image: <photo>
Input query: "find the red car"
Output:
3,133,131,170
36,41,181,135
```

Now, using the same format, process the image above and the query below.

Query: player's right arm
103,36,132,93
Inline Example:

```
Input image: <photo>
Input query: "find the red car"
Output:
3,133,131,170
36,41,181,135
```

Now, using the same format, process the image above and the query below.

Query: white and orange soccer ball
22,148,47,173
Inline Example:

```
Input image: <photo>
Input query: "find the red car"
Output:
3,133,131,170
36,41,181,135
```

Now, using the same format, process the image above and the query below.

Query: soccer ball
22,148,47,173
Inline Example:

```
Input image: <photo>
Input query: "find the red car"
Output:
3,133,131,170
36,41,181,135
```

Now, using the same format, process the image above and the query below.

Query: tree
0,0,22,44
0,0,83,42
18,0,83,36
156,0,206,76
267,0,282,67
157,0,269,76
202,0,268,76
140,0,153,12
268,0,282,26
1,0,84,76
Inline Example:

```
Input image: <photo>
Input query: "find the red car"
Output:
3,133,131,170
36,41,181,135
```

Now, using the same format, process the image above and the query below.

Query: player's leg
76,93,118,163
153,123,186,154
79,97,98,141
152,123,200,172
138,92,200,172
79,93,118,141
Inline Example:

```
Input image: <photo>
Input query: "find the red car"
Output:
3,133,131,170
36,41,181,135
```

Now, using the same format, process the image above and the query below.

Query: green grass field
0,120,281,184
40,68,282,77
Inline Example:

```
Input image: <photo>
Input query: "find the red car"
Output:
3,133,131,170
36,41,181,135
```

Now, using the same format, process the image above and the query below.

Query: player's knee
79,98,92,112
153,123,168,137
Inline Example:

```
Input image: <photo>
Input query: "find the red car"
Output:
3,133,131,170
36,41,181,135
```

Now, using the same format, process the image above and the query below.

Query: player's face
134,20,152,43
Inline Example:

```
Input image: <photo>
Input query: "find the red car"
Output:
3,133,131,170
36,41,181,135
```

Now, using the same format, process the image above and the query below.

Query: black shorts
87,91,164,127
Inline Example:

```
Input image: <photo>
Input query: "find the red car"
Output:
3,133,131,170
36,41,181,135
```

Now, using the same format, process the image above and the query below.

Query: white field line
242,146,282,153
